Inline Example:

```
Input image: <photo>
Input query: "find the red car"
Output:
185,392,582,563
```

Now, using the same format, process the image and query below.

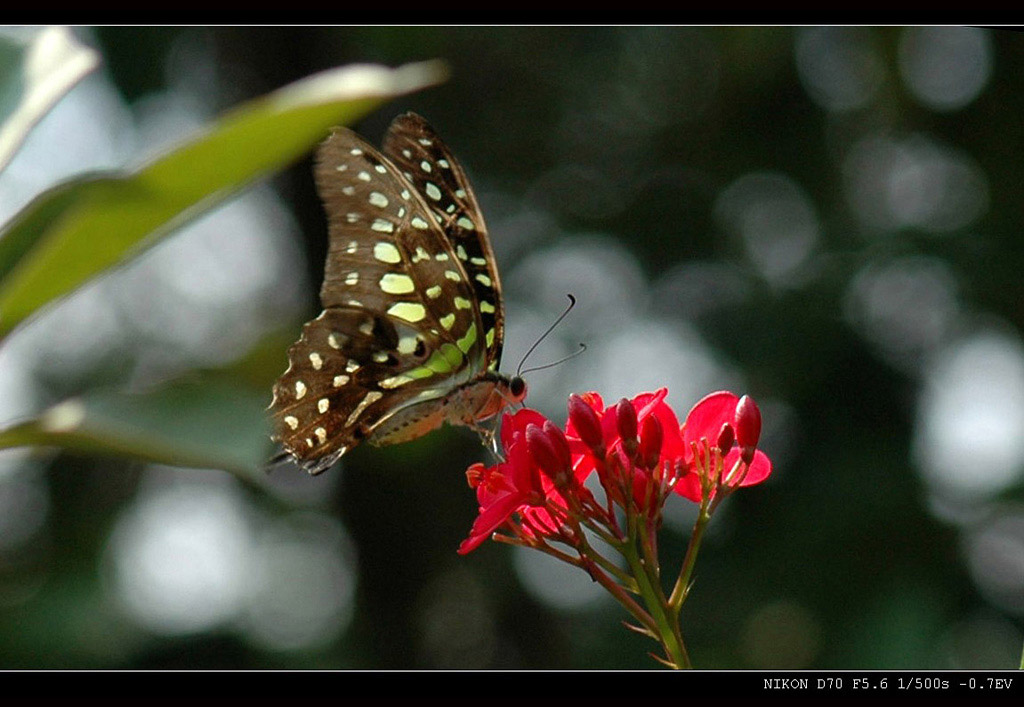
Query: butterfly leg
465,417,504,461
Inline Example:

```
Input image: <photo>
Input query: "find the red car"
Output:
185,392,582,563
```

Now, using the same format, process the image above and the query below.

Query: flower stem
669,499,712,611
620,532,690,668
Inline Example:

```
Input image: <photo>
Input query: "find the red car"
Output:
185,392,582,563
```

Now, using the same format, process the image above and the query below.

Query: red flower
674,391,772,502
458,408,580,554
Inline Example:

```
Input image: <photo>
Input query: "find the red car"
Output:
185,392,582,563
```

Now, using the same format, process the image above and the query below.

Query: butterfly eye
509,376,527,400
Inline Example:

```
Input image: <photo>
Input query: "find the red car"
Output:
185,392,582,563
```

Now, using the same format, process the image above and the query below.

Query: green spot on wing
440,343,463,368
457,323,477,355
423,349,454,374
404,365,437,380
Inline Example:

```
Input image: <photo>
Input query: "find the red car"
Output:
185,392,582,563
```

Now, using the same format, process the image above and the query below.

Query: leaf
0,60,447,341
0,377,273,478
0,26,100,173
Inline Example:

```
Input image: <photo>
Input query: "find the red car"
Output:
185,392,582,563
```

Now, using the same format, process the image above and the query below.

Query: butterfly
269,113,526,474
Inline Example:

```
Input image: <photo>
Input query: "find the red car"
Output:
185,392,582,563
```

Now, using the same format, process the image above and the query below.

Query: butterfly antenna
519,343,587,376
516,294,579,378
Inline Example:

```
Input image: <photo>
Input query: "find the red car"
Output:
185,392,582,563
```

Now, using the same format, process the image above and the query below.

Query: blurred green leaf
0,26,99,173
0,377,272,477
0,59,447,340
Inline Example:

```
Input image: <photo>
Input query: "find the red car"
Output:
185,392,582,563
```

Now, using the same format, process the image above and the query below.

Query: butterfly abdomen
366,373,525,448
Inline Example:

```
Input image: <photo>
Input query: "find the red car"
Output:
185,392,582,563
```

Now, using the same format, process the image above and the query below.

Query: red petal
740,449,773,486
683,391,739,447
500,408,549,450
721,447,773,487
458,491,525,554
673,472,703,503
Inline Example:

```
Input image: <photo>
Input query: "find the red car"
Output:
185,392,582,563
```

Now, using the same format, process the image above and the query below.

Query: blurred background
0,25,1022,669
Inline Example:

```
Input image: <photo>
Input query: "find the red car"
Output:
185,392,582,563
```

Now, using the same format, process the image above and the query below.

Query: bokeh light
105,471,254,636
898,27,993,112
913,327,1024,503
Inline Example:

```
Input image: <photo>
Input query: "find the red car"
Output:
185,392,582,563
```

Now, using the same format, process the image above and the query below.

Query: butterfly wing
382,113,505,372
270,123,490,473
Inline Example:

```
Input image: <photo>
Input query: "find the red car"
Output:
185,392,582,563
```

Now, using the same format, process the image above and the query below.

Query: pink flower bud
543,420,572,471
568,393,604,455
527,423,572,486
638,414,663,470
716,423,734,453
615,398,638,457
735,395,762,463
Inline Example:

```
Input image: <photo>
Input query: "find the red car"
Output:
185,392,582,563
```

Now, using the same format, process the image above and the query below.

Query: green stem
669,498,712,610
573,549,660,636
620,531,690,668
575,532,638,589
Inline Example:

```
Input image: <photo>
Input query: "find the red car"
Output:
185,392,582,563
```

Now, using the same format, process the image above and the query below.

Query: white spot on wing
373,242,401,263
371,218,395,233
346,391,383,426
387,302,427,323
379,273,416,294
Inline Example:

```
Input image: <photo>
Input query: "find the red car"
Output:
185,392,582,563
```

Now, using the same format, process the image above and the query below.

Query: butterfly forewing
270,119,499,473
382,114,504,371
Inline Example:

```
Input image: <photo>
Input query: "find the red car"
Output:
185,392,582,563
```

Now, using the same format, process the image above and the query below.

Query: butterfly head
470,371,527,423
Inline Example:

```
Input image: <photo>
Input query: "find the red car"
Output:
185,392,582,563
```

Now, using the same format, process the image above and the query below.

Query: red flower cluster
459,389,772,554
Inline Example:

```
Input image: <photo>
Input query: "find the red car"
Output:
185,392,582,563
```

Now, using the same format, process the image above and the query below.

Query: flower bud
615,398,638,457
527,423,572,486
543,420,572,471
637,414,663,470
716,422,734,454
568,393,604,455
465,462,485,489
735,395,762,463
